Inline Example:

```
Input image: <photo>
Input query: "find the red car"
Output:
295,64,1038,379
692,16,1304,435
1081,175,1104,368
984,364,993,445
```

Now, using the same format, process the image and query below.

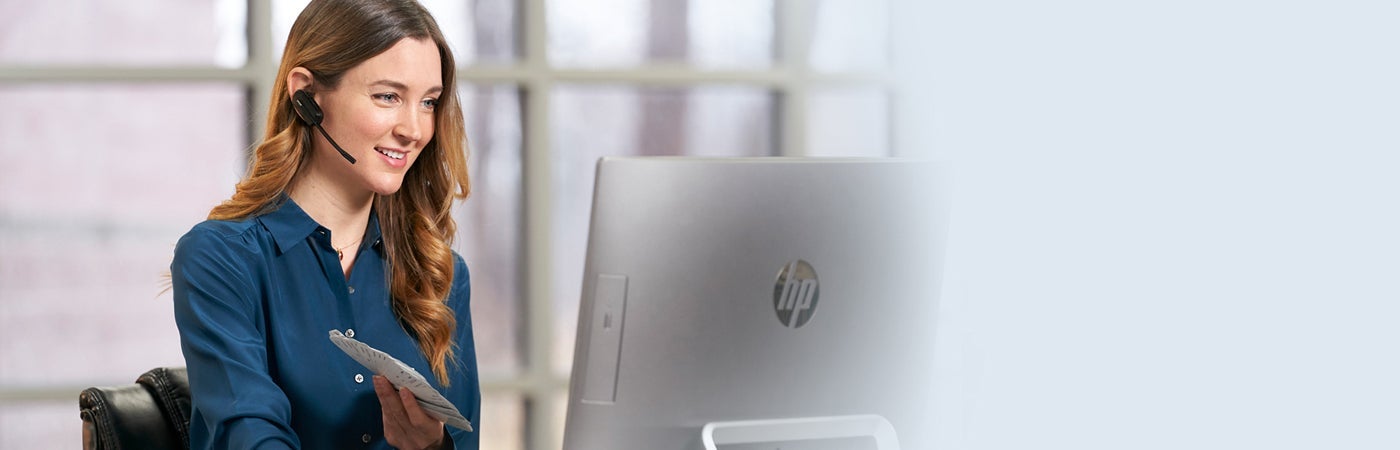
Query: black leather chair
78,366,191,450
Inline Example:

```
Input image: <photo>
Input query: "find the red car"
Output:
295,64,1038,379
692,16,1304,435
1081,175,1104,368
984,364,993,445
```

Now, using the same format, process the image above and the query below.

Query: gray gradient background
891,0,1399,448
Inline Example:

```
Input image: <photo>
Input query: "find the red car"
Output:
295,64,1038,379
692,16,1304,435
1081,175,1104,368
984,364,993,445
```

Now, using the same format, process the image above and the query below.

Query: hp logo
773,260,819,328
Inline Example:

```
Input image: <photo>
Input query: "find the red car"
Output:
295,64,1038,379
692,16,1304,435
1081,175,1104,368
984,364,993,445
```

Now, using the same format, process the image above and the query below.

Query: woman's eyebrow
370,79,443,94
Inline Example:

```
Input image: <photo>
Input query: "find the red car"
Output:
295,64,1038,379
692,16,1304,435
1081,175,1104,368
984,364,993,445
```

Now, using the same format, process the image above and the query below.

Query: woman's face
313,37,442,196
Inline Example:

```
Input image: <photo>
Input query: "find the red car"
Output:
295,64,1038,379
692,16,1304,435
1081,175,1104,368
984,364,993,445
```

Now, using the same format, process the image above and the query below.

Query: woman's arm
445,253,480,449
172,225,299,449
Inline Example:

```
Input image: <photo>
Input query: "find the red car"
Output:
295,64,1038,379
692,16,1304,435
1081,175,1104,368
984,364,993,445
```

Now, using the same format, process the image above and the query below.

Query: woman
170,0,478,448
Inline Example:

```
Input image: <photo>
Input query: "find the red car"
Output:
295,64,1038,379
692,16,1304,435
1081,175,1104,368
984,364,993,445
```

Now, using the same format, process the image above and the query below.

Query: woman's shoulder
169,218,271,305
173,218,266,263
450,250,469,285
451,250,467,271
186,217,258,236
448,250,470,302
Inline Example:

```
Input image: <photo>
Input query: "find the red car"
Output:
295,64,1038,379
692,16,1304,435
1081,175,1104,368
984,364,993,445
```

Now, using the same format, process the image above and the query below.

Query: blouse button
346,328,355,338
361,433,371,443
354,373,365,383
348,286,356,294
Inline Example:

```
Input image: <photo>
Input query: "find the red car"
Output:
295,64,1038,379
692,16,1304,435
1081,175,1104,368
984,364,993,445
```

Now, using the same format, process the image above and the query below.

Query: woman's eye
422,98,438,110
373,93,399,103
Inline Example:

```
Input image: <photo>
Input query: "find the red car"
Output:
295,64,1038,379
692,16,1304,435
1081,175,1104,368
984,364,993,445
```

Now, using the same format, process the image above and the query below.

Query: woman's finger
397,384,438,425
373,376,410,436
375,375,445,448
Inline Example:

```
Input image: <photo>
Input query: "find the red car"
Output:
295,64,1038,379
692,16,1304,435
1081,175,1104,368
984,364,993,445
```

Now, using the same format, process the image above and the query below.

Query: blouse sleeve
445,253,481,450
171,225,299,450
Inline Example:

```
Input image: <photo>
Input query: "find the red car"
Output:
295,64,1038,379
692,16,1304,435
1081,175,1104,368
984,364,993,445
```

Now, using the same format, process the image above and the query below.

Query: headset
292,89,357,164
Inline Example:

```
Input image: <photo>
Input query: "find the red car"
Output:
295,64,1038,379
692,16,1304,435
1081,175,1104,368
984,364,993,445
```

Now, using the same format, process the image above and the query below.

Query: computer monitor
562,157,948,450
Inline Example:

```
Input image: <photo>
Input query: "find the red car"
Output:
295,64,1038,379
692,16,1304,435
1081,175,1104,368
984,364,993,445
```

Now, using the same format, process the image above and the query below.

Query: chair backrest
78,367,191,450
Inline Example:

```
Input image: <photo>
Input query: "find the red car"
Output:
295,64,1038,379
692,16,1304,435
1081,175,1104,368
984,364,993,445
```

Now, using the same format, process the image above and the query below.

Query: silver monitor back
563,157,948,450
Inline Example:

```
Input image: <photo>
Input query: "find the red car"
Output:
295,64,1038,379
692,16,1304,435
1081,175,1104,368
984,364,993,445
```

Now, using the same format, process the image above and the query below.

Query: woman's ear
287,67,314,99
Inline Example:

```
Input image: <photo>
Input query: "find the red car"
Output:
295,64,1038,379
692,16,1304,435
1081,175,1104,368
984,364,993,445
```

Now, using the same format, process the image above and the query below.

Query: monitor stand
701,414,900,450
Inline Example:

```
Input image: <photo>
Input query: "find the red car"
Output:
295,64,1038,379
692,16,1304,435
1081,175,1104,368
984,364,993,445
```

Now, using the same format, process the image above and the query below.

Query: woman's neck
287,170,374,246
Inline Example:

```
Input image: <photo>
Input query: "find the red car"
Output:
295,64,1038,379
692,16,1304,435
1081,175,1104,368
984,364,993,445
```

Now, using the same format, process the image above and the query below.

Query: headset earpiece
292,89,324,126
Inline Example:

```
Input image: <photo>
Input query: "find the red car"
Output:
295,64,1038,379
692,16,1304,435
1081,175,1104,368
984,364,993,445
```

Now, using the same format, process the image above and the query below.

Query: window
0,0,891,447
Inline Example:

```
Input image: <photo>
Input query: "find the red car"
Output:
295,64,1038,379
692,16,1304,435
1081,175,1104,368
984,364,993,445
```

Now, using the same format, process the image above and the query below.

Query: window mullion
245,0,276,160
777,0,814,157
521,0,561,449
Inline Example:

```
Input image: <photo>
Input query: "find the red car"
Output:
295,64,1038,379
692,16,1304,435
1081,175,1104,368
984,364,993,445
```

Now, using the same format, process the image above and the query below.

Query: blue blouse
171,198,480,449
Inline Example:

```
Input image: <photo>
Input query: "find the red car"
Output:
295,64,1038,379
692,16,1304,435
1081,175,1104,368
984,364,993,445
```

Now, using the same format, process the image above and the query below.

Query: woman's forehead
348,38,442,91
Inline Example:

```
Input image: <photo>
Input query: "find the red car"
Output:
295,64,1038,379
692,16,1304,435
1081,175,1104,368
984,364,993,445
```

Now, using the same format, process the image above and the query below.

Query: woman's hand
373,375,447,450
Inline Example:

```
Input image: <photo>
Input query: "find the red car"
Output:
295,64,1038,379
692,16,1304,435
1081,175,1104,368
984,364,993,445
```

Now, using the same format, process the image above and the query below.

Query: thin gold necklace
335,236,363,261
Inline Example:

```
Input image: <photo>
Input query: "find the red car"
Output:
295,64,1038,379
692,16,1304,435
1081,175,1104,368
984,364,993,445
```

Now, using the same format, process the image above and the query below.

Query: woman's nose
394,111,424,143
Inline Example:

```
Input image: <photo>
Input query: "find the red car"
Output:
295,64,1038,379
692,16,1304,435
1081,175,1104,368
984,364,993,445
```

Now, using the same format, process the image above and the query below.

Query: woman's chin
366,177,407,196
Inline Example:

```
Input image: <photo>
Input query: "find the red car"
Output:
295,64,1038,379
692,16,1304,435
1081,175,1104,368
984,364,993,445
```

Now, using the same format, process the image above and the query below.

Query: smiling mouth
375,148,406,160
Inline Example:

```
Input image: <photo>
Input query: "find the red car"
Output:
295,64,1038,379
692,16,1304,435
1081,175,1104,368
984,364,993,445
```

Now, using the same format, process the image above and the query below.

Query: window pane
481,391,525,450
0,84,245,388
549,85,775,374
807,87,891,157
0,402,77,448
547,0,775,69
0,0,246,67
272,0,518,66
453,84,525,377
809,0,889,73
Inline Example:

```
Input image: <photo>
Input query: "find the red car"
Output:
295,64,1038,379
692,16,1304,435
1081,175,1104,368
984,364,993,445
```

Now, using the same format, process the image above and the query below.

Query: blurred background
0,0,912,447
4,0,1399,449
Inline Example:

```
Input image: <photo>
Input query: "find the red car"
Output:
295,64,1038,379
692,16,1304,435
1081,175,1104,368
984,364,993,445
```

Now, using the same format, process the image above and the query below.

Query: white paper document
329,329,474,432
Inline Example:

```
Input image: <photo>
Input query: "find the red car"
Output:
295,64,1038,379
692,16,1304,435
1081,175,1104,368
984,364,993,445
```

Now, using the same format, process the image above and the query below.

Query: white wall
894,0,1400,448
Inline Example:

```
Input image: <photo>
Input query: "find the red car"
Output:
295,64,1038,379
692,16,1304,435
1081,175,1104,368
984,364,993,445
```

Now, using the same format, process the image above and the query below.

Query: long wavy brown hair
209,0,469,385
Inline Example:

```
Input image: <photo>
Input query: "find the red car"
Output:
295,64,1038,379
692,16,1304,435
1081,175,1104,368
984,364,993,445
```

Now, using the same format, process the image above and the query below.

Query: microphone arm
314,123,357,164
